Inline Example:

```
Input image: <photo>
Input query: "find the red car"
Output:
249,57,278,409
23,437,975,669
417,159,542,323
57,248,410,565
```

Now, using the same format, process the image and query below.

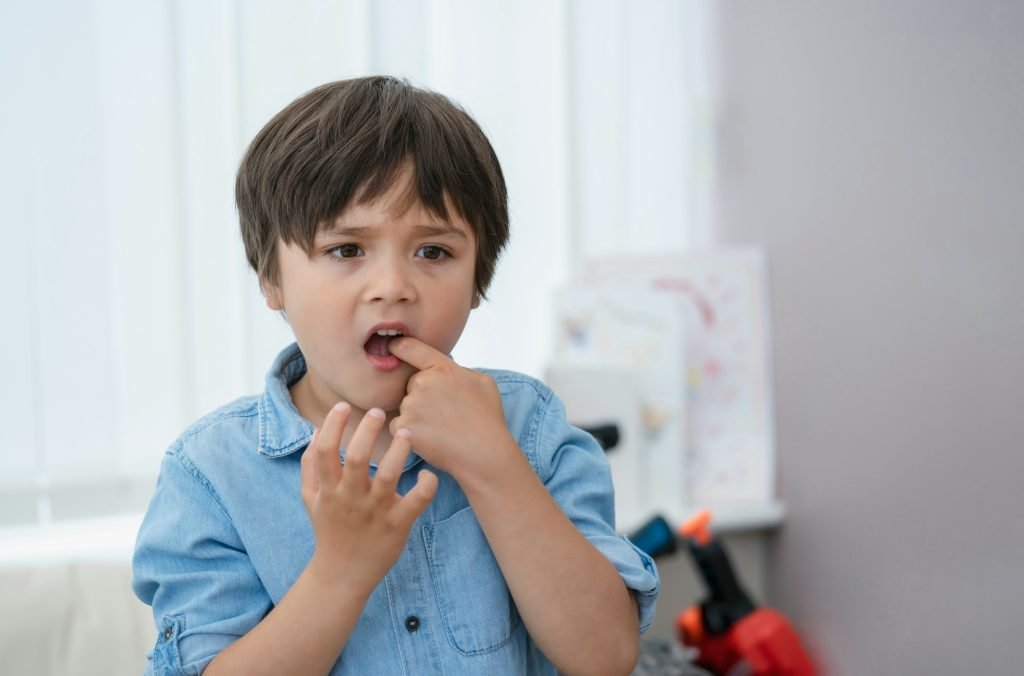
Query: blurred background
0,0,716,521
1,0,1022,674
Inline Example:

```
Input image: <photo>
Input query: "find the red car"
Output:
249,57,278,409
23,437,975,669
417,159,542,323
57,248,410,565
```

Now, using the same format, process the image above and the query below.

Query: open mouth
364,328,404,356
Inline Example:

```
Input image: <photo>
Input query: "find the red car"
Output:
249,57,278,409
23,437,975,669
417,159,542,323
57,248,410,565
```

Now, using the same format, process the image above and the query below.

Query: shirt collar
256,343,425,474
258,343,315,458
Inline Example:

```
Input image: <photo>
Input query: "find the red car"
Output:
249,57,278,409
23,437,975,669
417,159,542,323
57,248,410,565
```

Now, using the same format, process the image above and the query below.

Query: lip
363,321,411,372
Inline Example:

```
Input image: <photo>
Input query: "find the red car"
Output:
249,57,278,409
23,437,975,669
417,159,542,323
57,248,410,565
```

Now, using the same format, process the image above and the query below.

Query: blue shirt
132,343,659,675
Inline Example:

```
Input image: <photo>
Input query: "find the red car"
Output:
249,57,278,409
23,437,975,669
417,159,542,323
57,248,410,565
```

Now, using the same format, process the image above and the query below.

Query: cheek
432,300,475,351
285,286,353,341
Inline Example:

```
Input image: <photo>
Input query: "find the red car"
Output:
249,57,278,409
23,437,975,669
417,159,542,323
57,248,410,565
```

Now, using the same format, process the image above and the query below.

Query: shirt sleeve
535,388,661,633
132,449,273,675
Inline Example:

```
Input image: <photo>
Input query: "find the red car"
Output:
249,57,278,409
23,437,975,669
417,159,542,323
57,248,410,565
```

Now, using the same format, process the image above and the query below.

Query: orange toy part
678,605,704,644
680,509,713,545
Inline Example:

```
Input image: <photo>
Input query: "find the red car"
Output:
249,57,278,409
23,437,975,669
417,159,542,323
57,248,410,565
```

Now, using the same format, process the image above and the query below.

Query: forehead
320,200,469,232
318,174,474,240
319,214,472,243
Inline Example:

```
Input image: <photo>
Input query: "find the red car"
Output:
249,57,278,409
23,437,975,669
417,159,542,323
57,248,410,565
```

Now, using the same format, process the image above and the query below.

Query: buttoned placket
383,471,444,674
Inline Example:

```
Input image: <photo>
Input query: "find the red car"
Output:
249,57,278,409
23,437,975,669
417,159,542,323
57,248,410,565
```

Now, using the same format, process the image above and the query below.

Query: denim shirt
132,343,659,675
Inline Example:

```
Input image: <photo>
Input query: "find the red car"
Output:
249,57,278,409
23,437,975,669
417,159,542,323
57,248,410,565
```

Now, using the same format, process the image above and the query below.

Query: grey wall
715,1,1024,673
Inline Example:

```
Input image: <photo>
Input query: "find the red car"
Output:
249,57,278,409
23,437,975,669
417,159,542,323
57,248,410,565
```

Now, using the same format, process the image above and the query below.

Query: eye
328,244,363,259
416,245,450,261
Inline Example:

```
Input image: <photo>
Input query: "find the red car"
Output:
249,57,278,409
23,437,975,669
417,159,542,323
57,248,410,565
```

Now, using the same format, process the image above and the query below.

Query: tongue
365,334,394,357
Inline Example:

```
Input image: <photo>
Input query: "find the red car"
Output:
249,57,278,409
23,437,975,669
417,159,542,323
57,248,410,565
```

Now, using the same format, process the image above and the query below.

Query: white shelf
0,513,143,566
617,500,785,537
0,501,785,567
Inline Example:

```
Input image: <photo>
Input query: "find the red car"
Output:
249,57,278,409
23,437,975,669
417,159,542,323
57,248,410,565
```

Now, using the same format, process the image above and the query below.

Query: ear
471,292,481,309
262,281,284,311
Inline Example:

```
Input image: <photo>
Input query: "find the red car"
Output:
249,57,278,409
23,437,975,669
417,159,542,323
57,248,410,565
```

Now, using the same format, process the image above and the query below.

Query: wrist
453,432,531,495
305,550,377,604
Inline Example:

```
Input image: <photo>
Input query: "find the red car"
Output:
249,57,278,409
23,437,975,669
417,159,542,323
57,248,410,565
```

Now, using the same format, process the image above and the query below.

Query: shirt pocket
422,505,522,655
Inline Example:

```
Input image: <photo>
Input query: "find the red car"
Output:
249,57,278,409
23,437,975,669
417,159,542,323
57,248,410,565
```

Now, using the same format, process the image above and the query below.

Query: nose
364,258,417,304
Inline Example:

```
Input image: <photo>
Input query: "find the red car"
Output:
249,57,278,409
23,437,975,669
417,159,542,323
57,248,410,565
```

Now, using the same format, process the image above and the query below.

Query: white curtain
0,0,717,526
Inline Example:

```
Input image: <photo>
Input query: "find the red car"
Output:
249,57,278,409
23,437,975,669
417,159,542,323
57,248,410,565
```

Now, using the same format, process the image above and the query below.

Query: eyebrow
321,223,469,241
411,223,470,240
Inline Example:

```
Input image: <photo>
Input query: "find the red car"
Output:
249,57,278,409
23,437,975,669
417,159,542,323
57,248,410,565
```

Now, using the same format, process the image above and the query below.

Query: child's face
266,177,479,416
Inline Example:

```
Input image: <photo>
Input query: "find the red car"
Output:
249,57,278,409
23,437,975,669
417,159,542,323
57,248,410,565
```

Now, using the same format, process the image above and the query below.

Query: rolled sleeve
537,391,661,633
132,449,272,674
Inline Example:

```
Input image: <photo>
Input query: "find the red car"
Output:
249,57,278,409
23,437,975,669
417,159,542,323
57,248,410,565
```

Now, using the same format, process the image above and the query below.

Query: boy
132,76,659,675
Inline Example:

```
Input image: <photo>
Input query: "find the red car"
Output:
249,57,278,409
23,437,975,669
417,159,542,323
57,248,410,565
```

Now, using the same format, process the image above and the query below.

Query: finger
387,336,452,372
301,427,321,502
388,414,405,438
392,469,438,525
342,407,385,493
372,428,413,499
317,402,350,487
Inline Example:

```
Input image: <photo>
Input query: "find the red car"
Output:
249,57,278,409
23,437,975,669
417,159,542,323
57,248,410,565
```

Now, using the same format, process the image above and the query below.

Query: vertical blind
0,0,717,526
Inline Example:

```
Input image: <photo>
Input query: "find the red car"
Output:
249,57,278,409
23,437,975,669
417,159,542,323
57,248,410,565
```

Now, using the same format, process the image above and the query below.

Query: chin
357,387,407,415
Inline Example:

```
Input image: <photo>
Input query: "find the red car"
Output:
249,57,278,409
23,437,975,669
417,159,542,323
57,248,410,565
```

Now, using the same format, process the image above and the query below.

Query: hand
387,336,518,481
300,402,438,594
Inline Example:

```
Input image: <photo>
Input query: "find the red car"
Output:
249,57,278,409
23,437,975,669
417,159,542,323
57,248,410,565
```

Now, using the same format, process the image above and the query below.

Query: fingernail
333,402,350,413
368,408,385,419
395,427,411,439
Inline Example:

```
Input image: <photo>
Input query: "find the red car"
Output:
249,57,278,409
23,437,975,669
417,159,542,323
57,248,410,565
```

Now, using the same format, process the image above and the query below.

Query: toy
630,511,816,675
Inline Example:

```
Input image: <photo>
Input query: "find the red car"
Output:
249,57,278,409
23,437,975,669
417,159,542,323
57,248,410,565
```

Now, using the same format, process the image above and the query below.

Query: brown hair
236,76,509,299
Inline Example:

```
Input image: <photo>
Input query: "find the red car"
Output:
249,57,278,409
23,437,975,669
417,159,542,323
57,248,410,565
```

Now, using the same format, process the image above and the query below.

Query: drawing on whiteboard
552,249,775,506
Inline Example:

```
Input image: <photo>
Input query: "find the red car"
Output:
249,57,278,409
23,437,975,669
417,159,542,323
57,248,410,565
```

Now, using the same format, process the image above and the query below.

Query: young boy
132,76,659,675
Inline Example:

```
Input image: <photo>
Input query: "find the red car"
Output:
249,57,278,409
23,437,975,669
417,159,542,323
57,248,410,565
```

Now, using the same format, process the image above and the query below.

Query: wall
715,1,1024,672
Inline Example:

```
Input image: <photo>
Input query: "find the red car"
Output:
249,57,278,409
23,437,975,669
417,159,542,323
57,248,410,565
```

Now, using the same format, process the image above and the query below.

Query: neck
289,374,396,464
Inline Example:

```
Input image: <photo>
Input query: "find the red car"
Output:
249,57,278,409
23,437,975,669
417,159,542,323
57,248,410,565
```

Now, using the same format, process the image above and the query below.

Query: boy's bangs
348,156,456,228
318,98,487,240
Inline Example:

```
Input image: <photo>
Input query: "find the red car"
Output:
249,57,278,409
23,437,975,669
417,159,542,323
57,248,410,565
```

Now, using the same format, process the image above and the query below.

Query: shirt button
163,626,173,640
404,615,420,633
